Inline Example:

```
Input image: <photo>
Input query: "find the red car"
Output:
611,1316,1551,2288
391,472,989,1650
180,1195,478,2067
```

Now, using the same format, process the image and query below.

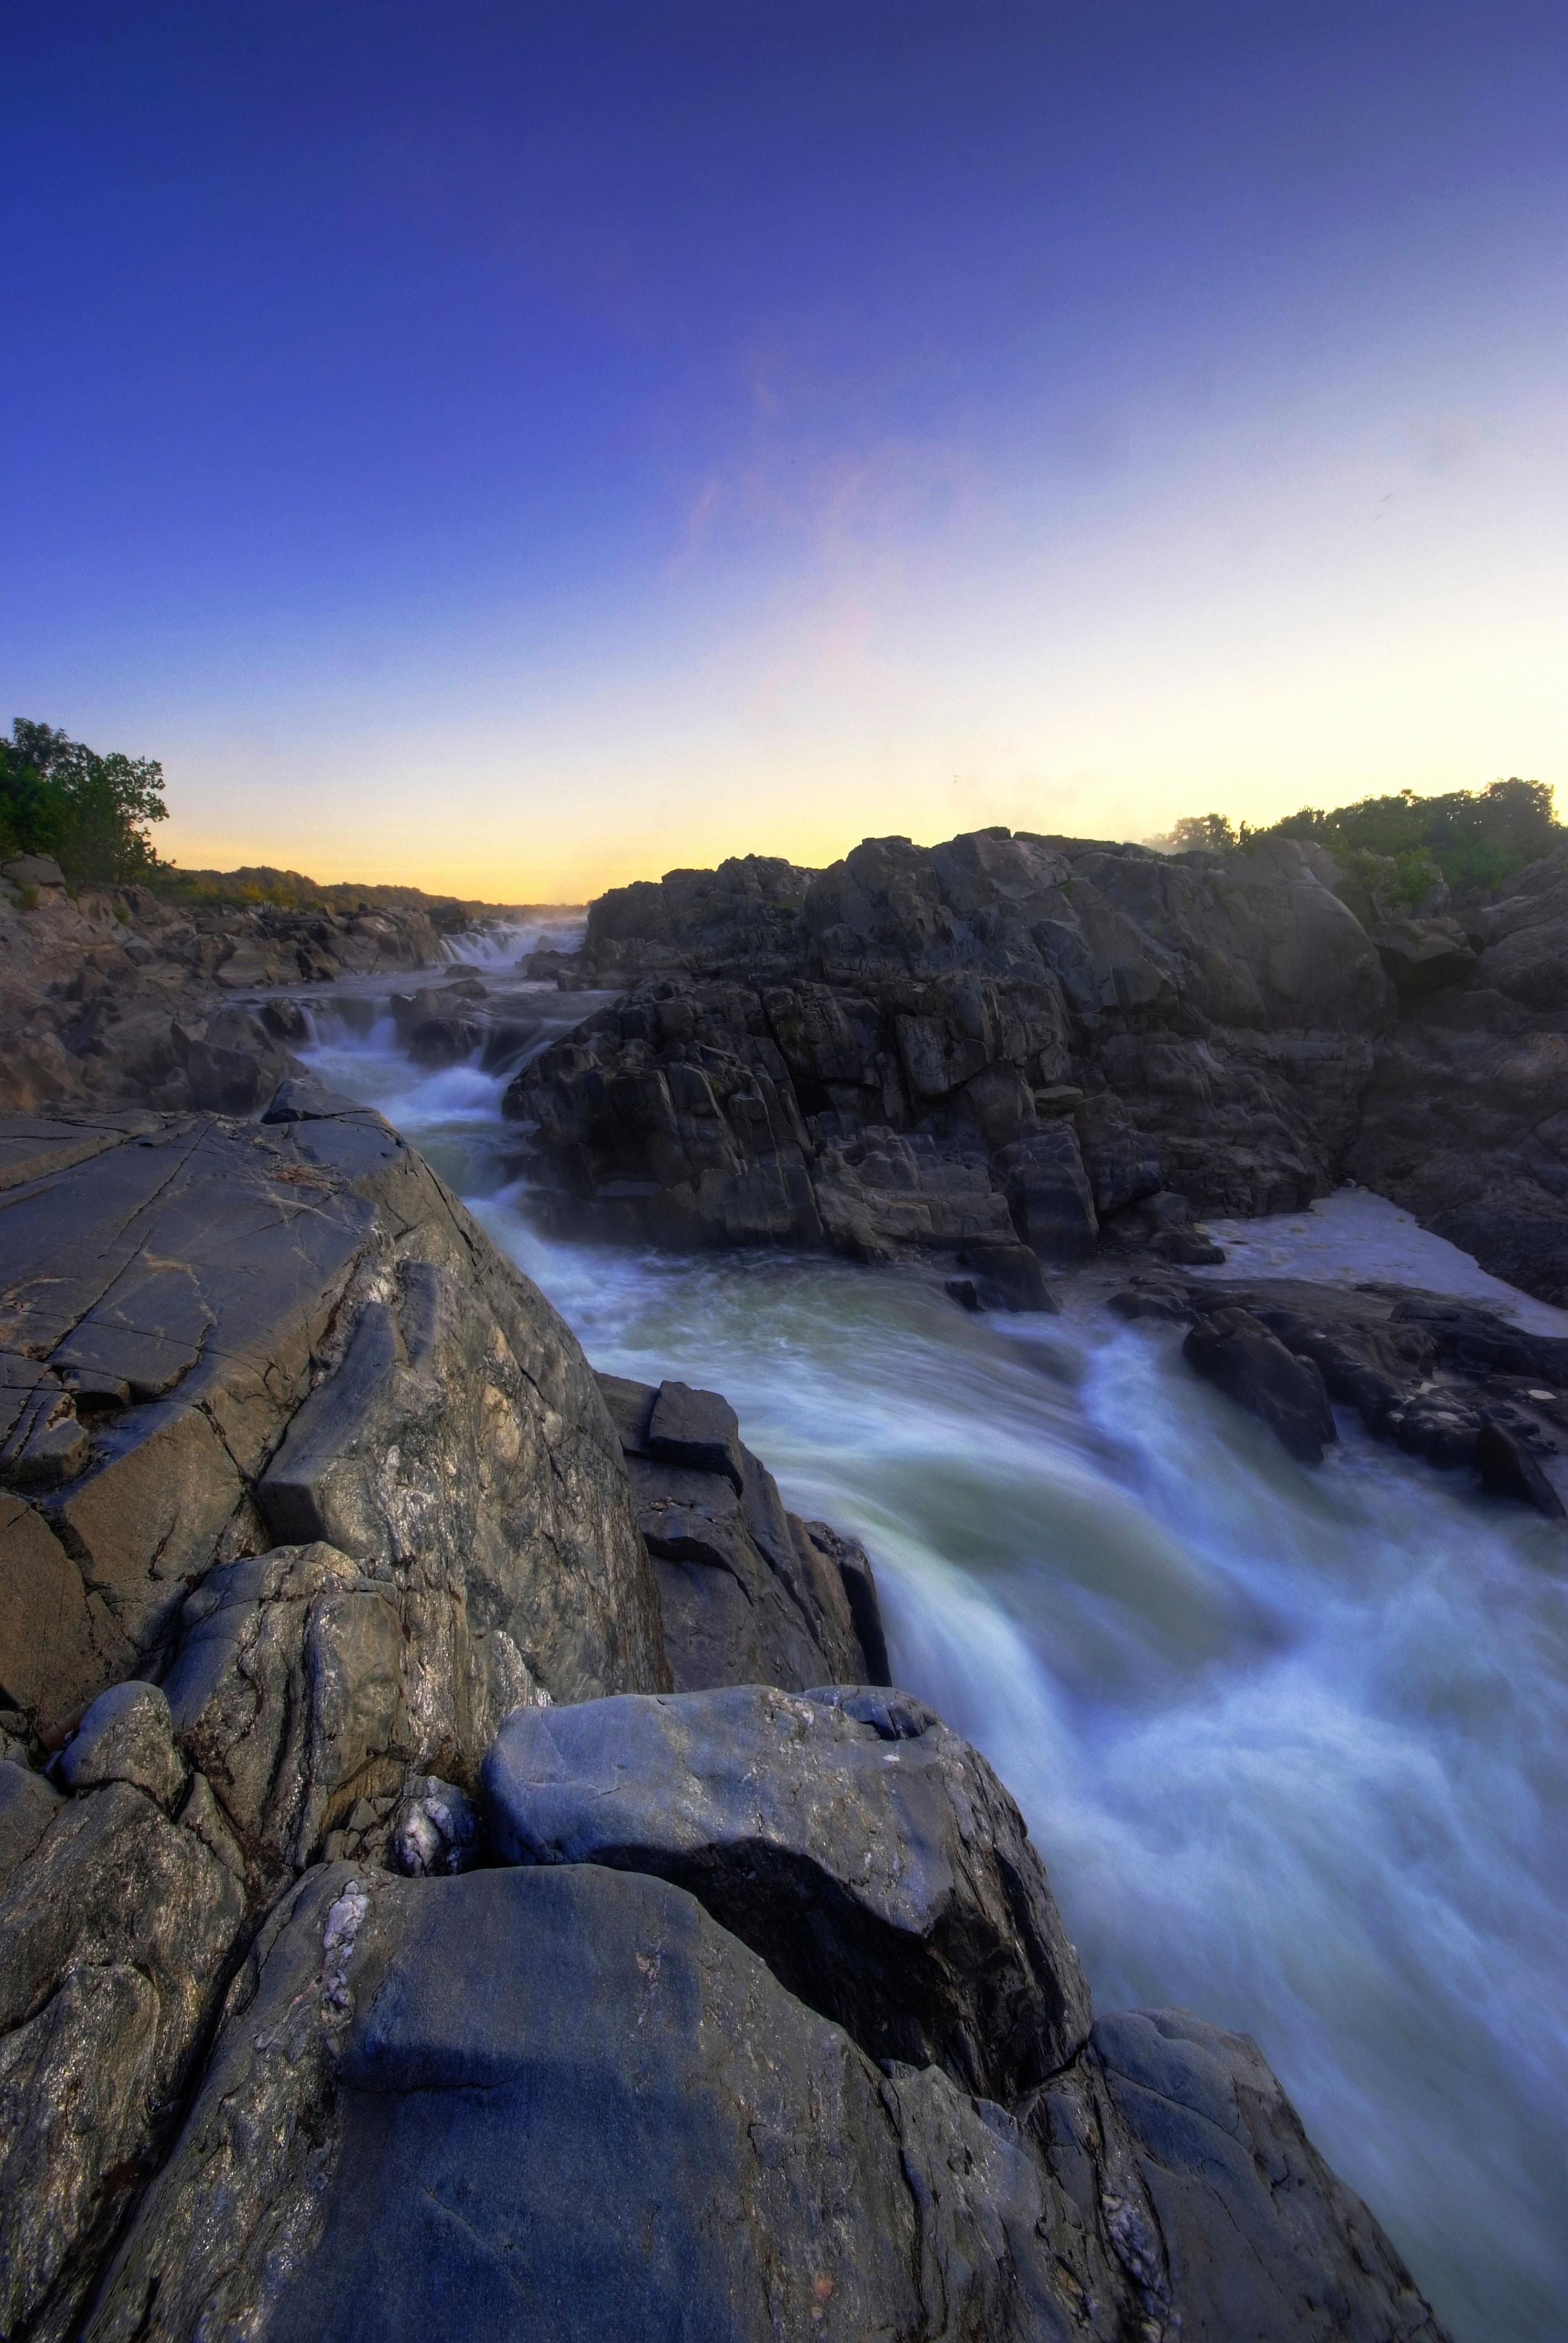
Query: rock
482,1682,1093,2100
390,1774,482,1875
803,1518,893,1688
1149,1227,1226,1265
506,827,1391,1276
0,1758,62,1889
57,1681,186,1810
0,1104,667,1751
646,1377,745,1490
407,1013,479,1065
1353,845,1568,1306
1084,2008,1452,2343
89,1861,1078,2343
596,1370,877,1693
1372,916,1479,996
0,1778,247,2343
1169,1276,1567,1516
2,854,67,891
1184,1307,1339,1464
169,1007,296,1114
1475,1418,1566,1517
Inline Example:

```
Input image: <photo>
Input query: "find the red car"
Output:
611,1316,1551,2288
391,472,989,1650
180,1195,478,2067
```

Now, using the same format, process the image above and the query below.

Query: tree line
1160,778,1558,903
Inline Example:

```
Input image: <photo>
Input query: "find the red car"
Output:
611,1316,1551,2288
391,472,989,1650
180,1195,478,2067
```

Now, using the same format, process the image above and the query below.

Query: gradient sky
4,2,1564,899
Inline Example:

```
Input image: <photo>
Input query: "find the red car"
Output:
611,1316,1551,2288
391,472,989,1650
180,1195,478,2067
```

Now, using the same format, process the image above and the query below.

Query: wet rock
1184,1307,1339,1464
1475,1418,1566,1517
802,1519,892,1687
1087,2008,1452,2343
1174,1276,1568,1516
483,1682,1093,2099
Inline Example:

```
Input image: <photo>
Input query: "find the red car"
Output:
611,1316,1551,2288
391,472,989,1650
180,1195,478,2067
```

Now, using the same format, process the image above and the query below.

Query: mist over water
300,975,1568,2343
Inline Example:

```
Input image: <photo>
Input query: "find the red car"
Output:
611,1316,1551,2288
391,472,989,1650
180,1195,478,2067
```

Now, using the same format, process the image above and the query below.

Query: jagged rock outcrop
1352,844,1568,1306
504,828,1387,1286
596,1371,880,1690
1115,1270,1567,1514
0,1103,1459,2338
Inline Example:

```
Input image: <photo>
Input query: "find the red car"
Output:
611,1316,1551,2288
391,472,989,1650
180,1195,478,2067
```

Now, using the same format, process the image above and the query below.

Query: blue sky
4,1,1564,895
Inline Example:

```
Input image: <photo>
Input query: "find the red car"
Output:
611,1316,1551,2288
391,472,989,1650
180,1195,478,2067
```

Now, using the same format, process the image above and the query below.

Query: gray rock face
0,1105,667,1748
596,1370,878,1692
1025,2013,1451,2343
504,827,1385,1282
0,1777,247,2343
91,1759,1454,2343
1353,844,1568,1306
482,1682,1094,2099
89,1861,1083,2343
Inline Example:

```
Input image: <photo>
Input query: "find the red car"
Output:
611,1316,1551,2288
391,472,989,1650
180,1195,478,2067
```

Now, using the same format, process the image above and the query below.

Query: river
297,942,1568,2343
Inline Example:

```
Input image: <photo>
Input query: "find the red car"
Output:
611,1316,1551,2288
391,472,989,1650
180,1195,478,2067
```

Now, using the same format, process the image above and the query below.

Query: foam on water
306,1016,1568,2343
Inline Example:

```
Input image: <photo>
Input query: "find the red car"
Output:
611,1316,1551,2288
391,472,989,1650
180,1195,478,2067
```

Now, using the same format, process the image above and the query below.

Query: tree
1169,812,1238,854
0,719,168,884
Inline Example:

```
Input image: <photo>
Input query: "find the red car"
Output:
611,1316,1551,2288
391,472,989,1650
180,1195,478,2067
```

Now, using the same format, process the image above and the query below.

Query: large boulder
87,1860,1076,2343
482,1682,1094,2099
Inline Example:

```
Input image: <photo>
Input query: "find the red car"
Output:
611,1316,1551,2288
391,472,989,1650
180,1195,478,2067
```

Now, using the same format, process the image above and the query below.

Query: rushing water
297,964,1568,2343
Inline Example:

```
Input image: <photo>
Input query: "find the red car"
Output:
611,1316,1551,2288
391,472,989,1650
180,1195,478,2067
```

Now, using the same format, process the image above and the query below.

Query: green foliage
0,718,168,885
1169,813,1238,853
1158,778,1559,899
1259,778,1558,893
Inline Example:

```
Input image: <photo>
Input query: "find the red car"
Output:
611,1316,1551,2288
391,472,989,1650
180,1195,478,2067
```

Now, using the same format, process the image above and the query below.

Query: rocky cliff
0,1102,1452,2341
503,826,1568,1309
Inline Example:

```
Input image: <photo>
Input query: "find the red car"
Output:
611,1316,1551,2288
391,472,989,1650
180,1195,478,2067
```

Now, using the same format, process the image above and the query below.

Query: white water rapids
298,959,1568,2343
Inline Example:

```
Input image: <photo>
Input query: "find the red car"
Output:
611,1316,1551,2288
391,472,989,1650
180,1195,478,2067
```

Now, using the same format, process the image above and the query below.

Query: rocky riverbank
0,853,470,1117
0,1099,1453,2340
501,826,1568,1311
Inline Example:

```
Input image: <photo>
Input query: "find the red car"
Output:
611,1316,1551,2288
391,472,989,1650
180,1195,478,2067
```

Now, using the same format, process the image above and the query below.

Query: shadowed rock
483,1682,1093,2100
87,1861,1078,2343
1184,1307,1339,1464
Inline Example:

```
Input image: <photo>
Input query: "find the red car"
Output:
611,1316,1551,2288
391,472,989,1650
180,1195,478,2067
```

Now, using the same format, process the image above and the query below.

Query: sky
3,1,1565,900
